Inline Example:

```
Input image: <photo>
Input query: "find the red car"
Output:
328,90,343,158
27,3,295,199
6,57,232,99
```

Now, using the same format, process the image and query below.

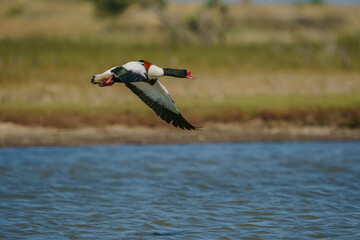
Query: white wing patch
122,61,147,78
131,81,179,114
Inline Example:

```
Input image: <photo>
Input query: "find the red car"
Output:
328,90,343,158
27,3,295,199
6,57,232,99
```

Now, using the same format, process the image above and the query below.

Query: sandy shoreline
1,122,359,147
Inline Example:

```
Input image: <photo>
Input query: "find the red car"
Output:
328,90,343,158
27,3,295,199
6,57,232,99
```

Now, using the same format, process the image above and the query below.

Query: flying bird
91,60,198,130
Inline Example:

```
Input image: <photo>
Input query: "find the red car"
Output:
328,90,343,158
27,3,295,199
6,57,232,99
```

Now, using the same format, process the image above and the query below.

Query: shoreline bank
1,122,359,147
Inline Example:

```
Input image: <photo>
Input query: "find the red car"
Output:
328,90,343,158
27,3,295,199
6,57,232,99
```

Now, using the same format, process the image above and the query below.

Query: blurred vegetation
0,0,360,128
91,0,165,16
310,0,324,5
91,0,133,16
185,0,229,44
5,3,25,17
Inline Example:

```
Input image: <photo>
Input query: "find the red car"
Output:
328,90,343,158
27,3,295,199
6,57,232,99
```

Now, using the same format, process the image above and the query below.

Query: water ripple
0,141,360,239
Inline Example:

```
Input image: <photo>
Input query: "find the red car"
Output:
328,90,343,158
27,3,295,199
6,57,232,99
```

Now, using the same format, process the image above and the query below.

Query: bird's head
163,68,197,79
91,70,116,87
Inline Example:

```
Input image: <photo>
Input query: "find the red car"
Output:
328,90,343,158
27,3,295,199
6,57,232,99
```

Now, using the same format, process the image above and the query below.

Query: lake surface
1,141,360,239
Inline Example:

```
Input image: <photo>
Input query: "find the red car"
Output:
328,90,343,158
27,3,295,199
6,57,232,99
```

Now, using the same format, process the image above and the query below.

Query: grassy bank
1,94,359,128
1,1,360,129
1,37,359,129
1,35,360,80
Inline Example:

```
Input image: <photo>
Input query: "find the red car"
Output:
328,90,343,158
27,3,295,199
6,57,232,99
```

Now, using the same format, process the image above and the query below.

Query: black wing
125,81,196,130
112,65,148,83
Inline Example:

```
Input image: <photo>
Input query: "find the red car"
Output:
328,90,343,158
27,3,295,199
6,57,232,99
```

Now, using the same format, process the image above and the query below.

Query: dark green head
163,68,196,79
163,68,187,78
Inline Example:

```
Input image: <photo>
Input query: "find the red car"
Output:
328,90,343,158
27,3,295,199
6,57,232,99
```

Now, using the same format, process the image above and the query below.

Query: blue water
1,141,360,239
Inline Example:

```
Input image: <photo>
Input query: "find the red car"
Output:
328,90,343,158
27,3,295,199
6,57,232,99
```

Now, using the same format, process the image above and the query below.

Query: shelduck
91,60,198,130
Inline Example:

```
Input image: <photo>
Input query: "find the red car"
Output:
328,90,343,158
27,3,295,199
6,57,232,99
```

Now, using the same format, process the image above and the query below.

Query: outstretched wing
112,61,148,83
125,81,196,130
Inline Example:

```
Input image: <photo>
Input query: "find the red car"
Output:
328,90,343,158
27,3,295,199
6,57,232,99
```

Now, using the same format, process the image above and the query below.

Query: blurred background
1,0,360,128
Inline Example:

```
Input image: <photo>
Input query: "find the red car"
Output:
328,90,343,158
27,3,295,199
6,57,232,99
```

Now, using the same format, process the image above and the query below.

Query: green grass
184,94,360,113
0,36,359,128
0,103,152,128
1,94,359,128
1,36,360,81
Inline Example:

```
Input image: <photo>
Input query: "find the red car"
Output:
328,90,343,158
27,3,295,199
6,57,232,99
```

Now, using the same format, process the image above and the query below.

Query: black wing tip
182,126,202,131
125,82,201,130
193,125,203,131
169,113,200,131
